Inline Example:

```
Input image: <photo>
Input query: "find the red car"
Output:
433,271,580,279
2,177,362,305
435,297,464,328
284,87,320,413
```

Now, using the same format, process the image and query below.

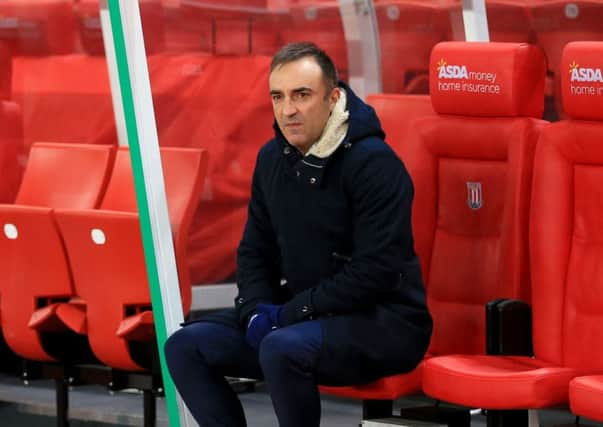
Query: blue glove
255,303,284,327
245,312,277,349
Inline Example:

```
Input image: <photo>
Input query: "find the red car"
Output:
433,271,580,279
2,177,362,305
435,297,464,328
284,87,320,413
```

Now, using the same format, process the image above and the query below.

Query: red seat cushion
570,376,603,422
320,360,424,400
423,355,583,409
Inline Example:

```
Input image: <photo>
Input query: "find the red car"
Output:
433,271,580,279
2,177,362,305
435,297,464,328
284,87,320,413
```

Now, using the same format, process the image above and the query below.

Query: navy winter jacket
235,83,432,383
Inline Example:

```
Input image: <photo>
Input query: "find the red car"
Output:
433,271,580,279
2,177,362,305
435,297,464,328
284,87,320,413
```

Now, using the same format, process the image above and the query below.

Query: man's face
269,57,339,154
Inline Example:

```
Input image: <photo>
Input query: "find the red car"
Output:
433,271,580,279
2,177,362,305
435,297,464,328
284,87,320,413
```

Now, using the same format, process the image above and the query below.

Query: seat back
366,94,434,161
16,142,114,207
530,1,603,76
484,0,535,43
531,42,603,370
11,54,117,149
406,42,546,356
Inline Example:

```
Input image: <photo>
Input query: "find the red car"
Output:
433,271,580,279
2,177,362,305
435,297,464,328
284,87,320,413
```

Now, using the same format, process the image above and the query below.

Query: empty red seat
322,42,547,406
375,0,455,94
0,143,114,362
530,0,603,74
76,0,165,55
0,100,24,203
529,0,603,117
280,1,348,81
485,0,534,43
54,147,208,371
0,0,76,55
423,41,603,411
166,1,285,55
11,54,118,150
563,42,603,424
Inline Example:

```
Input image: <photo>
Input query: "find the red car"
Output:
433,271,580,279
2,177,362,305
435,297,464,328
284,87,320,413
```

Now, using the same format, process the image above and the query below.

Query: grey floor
0,373,602,427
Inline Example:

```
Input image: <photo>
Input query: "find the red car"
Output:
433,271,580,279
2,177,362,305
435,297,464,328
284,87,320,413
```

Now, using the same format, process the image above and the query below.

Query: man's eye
271,94,281,101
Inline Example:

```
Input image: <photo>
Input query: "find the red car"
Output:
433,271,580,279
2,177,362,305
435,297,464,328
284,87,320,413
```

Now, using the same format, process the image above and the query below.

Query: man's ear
329,87,340,111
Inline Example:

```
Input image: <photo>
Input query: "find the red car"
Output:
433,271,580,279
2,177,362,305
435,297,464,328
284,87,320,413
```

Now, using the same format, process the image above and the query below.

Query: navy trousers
165,315,323,427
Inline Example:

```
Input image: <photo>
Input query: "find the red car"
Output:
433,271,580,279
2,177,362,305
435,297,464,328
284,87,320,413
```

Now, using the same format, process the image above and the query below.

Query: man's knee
165,323,221,364
258,327,320,375
164,326,196,367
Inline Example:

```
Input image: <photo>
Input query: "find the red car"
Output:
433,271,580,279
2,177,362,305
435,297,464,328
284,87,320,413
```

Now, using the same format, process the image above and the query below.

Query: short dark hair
270,42,338,92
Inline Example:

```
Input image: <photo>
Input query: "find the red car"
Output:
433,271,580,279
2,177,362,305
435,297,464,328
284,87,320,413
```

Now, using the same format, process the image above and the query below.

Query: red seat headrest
561,41,603,121
430,42,546,118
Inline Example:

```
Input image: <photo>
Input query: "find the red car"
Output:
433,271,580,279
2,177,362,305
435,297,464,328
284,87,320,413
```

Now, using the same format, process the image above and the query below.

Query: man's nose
282,98,297,116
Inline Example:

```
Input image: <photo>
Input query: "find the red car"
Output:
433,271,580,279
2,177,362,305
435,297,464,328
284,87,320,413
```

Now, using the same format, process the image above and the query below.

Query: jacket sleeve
280,145,416,325
235,150,281,326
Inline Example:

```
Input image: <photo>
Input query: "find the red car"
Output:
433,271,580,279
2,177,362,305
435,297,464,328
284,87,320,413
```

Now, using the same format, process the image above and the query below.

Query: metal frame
338,0,382,99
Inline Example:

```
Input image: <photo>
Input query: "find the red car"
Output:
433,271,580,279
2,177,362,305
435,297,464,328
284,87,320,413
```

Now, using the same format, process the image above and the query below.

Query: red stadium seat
0,143,114,362
0,100,24,203
423,41,603,414
54,147,208,371
165,1,285,55
280,1,348,81
322,42,547,410
485,0,535,43
563,42,603,424
530,0,603,74
529,0,603,117
0,0,76,55
375,0,455,94
76,0,165,55
11,55,117,149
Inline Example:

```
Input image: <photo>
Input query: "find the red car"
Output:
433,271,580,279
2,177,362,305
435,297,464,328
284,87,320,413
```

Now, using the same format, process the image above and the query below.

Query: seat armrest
486,298,532,356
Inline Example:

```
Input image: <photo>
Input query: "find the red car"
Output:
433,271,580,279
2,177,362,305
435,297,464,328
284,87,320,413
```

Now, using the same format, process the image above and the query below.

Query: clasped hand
245,303,283,349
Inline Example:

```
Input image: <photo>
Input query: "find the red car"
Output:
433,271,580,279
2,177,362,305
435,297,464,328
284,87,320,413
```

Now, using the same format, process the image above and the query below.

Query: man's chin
285,137,308,150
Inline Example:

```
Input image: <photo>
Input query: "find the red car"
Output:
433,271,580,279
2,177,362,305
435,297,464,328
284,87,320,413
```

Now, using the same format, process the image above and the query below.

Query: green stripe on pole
106,2,182,426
